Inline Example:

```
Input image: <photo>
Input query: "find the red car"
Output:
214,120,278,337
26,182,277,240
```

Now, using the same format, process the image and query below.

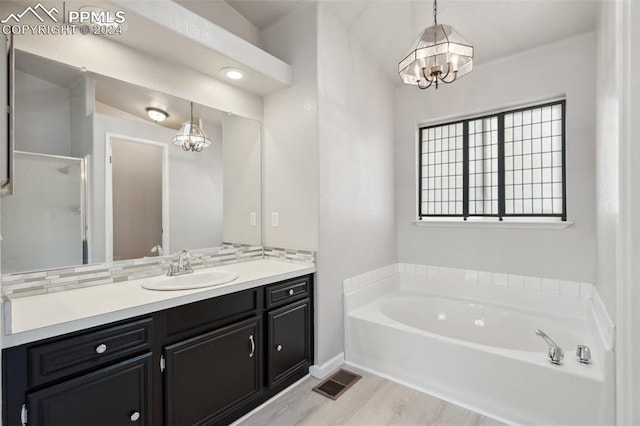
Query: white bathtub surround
342,263,615,425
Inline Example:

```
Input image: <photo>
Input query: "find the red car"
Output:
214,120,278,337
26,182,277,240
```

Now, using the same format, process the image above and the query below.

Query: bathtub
345,278,614,425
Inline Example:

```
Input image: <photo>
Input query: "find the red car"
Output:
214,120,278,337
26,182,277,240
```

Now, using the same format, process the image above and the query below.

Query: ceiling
16,51,223,130
226,0,600,85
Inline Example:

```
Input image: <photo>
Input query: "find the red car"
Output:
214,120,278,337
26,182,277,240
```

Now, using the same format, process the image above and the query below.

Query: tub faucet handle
576,345,591,364
535,329,564,365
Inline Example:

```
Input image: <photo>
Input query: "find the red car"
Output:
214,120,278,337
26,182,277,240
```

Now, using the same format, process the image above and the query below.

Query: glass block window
418,100,566,220
419,122,464,216
468,117,498,216
504,104,564,215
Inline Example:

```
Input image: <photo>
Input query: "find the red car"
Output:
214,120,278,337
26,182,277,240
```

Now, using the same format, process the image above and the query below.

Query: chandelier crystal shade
398,0,473,90
173,102,212,152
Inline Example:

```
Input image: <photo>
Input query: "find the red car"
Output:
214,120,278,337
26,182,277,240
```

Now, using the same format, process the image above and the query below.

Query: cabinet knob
276,344,283,352
95,344,107,354
288,289,294,296
130,411,140,422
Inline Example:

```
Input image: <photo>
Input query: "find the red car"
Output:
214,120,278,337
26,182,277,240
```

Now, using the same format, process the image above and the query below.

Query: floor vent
312,369,362,400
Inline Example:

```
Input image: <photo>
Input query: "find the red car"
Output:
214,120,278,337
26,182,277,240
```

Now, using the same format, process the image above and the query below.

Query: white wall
169,121,223,253
175,0,264,48
222,114,262,246
619,2,640,423
595,0,620,326
262,4,319,251
597,0,640,423
316,4,396,365
395,33,597,284
14,70,71,156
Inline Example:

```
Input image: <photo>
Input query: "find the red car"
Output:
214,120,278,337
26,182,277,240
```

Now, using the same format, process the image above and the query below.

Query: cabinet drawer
165,288,258,339
265,276,310,309
28,318,152,387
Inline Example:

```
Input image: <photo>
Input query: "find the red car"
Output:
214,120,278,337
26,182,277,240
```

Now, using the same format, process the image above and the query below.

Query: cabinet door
268,298,311,388
164,316,262,426
26,353,152,426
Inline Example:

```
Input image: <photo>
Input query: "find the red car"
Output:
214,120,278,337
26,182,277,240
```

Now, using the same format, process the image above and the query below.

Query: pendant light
173,102,211,152
398,0,473,90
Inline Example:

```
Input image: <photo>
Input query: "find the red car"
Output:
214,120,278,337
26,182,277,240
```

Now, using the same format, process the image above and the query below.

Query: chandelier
398,0,473,90
173,102,212,152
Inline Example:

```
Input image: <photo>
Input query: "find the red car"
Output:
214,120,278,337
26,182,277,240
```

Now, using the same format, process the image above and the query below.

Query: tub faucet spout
535,329,564,365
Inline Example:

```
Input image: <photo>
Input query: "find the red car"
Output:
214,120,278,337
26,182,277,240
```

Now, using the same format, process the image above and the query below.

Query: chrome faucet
151,245,163,256
167,250,194,276
535,329,564,365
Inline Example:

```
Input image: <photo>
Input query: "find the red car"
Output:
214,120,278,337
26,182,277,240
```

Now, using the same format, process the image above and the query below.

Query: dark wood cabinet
26,353,152,426
164,316,262,426
267,298,311,388
2,274,314,426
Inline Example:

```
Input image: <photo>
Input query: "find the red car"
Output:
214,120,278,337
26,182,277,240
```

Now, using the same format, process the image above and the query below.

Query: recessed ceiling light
146,107,168,122
220,67,248,81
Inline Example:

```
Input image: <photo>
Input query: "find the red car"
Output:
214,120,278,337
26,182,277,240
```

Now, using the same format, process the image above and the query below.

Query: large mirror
1,51,261,274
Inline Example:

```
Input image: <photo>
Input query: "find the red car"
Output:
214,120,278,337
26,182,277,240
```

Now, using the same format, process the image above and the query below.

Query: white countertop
2,259,315,348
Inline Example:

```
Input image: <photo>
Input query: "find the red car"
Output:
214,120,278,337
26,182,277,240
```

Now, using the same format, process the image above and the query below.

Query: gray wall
15,70,71,156
262,4,397,367
222,114,261,245
316,4,397,365
263,4,319,252
395,33,597,284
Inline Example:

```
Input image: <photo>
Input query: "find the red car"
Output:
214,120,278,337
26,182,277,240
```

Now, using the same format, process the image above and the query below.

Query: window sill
413,218,574,230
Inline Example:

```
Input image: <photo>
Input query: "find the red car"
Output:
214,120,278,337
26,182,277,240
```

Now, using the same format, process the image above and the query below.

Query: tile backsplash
264,246,316,264
2,244,314,299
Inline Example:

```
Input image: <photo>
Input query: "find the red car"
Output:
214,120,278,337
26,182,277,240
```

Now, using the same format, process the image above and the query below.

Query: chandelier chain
433,0,438,26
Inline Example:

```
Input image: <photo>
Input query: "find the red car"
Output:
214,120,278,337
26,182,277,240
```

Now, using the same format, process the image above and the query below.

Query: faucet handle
549,346,564,365
576,345,591,364
535,329,564,365
167,263,177,276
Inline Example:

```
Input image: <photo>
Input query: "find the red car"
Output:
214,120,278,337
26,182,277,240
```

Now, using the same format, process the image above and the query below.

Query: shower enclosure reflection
1,152,86,273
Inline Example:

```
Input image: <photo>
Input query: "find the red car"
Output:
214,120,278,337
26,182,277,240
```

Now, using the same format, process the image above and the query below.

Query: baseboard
228,374,310,426
308,352,344,379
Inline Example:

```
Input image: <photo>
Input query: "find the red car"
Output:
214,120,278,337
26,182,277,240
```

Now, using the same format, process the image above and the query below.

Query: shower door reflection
1,151,86,273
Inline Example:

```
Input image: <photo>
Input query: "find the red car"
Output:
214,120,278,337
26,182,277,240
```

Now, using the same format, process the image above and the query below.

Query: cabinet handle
130,411,140,422
276,344,283,352
288,289,294,296
249,334,255,358
95,344,107,354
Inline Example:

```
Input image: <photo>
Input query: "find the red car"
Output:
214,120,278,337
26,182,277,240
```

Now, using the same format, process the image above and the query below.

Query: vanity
0,6,308,424
2,260,315,426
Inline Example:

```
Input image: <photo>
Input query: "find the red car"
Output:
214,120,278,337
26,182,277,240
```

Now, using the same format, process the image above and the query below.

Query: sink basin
142,270,239,291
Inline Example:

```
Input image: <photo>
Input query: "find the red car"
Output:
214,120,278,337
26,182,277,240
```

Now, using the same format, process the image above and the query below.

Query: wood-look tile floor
238,367,505,426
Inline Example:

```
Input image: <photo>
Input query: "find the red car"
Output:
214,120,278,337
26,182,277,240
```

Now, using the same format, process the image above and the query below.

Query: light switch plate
250,212,257,227
271,212,279,227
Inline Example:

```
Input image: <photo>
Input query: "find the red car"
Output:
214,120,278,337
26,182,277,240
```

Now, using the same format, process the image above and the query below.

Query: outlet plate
271,212,279,227
250,212,257,227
